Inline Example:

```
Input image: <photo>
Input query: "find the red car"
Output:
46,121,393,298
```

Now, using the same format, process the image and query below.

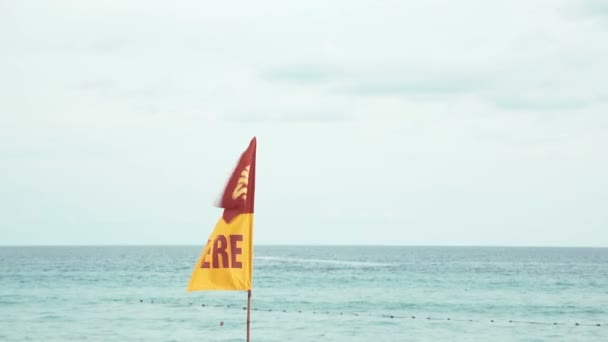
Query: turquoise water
1,246,607,341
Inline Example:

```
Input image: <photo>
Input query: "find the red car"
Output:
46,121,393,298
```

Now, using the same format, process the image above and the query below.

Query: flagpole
246,290,252,342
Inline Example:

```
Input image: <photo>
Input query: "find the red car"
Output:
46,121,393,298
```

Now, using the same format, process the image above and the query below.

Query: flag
187,137,257,291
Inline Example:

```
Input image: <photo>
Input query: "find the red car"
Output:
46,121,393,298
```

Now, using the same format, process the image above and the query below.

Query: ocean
1,246,606,341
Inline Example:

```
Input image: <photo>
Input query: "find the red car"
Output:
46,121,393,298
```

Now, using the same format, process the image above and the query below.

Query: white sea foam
254,256,393,267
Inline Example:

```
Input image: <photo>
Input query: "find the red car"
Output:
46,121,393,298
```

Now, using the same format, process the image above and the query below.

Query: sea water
1,246,607,341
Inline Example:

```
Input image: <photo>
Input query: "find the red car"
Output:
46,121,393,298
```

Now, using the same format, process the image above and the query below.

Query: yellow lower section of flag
187,213,254,291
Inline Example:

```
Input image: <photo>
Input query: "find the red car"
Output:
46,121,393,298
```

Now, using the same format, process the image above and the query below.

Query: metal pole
246,290,252,342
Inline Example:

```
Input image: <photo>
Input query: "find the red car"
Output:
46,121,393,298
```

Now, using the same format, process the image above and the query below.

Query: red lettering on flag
201,239,211,268
230,234,243,268
200,235,245,269
212,235,229,268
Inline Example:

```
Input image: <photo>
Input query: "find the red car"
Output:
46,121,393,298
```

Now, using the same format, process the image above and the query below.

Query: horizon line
1,244,607,248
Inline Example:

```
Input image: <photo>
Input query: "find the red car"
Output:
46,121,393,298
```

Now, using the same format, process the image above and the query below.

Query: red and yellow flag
187,137,257,291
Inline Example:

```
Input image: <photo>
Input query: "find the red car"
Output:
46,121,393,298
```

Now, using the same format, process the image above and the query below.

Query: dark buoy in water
412,316,416,319
139,299,143,303
575,322,579,326
219,321,224,327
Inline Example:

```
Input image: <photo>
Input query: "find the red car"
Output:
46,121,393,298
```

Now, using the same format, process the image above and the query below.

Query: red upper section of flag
218,137,257,222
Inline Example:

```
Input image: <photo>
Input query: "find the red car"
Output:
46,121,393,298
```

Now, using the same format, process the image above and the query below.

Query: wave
254,256,393,267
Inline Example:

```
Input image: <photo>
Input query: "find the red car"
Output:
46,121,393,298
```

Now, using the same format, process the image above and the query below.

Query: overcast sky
1,0,607,246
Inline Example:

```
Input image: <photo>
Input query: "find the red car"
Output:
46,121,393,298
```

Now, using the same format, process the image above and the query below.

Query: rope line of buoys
140,299,604,328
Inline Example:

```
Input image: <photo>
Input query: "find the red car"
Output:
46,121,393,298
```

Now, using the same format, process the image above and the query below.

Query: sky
1,0,607,246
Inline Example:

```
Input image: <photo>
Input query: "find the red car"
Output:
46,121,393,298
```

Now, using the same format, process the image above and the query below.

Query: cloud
262,63,492,96
87,36,130,54
491,96,596,111
76,79,116,92
584,0,608,17
223,111,351,124
262,55,606,112
335,76,490,97
76,80,163,99
261,65,339,84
